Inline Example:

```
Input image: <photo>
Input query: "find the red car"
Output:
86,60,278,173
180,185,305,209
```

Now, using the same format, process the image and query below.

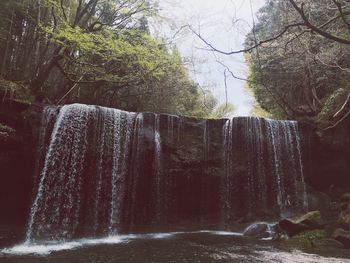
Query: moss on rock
279,211,323,237
341,193,350,203
332,228,350,248
0,78,33,103
284,230,326,248
0,123,16,141
339,212,350,230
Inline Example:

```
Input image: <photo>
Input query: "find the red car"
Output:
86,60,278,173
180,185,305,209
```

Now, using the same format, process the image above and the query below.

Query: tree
210,103,236,119
191,0,350,128
245,0,350,128
0,0,219,118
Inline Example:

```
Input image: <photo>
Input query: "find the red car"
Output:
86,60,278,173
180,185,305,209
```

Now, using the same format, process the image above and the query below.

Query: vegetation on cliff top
244,0,350,129
0,0,233,118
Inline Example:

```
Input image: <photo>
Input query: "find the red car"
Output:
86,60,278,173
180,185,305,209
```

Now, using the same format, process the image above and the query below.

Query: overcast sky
151,0,266,116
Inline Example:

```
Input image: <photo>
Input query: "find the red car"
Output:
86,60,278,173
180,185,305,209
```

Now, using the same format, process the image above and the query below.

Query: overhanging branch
190,23,304,55
289,0,350,45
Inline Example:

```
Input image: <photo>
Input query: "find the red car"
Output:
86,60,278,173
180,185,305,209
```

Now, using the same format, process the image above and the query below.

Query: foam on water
1,230,244,256
1,241,83,256
211,248,350,263
2,235,136,255
3,232,350,262
197,230,243,236
259,250,350,263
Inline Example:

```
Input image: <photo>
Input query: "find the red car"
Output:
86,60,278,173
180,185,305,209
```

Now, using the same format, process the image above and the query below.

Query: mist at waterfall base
1,103,348,262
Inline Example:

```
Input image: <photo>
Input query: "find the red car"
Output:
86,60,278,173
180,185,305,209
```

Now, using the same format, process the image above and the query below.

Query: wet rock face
243,222,278,240
0,101,41,226
337,193,350,231
2,101,350,247
0,103,316,242
306,120,350,192
339,213,350,230
24,104,311,241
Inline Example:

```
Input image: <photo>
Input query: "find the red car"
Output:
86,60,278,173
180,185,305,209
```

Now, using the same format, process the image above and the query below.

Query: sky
151,0,266,116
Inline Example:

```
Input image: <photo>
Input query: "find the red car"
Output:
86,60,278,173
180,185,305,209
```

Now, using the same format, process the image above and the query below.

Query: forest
0,0,232,118
1,0,350,262
1,0,349,130
245,0,350,130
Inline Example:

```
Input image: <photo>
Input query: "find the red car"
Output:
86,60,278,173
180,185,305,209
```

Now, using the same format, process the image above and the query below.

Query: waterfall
153,114,163,223
33,106,59,186
26,104,91,241
109,111,136,234
221,117,308,222
266,120,308,215
203,120,209,162
26,104,137,242
127,113,143,229
177,116,183,142
25,103,308,243
222,119,233,223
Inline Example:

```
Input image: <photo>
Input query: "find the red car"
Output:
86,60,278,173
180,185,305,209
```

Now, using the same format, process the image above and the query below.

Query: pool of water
1,231,350,262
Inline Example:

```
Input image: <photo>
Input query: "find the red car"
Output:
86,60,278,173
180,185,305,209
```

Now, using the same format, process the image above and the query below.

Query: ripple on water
1,232,350,263
211,249,350,263
1,231,242,256
259,250,350,263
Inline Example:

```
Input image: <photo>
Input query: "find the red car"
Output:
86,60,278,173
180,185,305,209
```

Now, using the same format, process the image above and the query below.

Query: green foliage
0,0,218,118
250,103,271,118
0,78,33,103
210,103,236,119
318,88,348,122
245,0,350,126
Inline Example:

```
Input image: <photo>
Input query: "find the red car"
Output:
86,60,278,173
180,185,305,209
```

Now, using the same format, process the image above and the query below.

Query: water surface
2,231,350,263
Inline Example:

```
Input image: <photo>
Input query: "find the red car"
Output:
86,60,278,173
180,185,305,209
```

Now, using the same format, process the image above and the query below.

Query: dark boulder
341,193,350,203
338,211,350,230
306,189,331,215
243,222,278,240
332,228,350,248
337,194,350,230
279,211,323,237
0,100,40,227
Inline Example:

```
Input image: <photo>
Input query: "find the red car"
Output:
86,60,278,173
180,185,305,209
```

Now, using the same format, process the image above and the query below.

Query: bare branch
54,61,102,84
56,75,84,105
215,60,248,82
190,23,304,55
289,0,350,45
333,92,350,118
223,69,228,110
74,0,98,27
60,0,67,21
215,59,295,118
332,0,350,33
324,109,350,130
319,9,350,28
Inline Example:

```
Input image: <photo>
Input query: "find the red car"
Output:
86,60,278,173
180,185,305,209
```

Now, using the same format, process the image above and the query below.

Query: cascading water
24,103,309,245
221,117,308,222
26,105,91,241
26,104,138,242
222,119,233,223
153,114,163,223
109,111,135,234
266,119,308,216
128,113,144,229
32,106,59,186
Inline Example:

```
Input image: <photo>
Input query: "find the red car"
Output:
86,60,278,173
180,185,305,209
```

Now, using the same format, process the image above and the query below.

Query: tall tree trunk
1,9,15,75
34,0,41,76
30,47,64,93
